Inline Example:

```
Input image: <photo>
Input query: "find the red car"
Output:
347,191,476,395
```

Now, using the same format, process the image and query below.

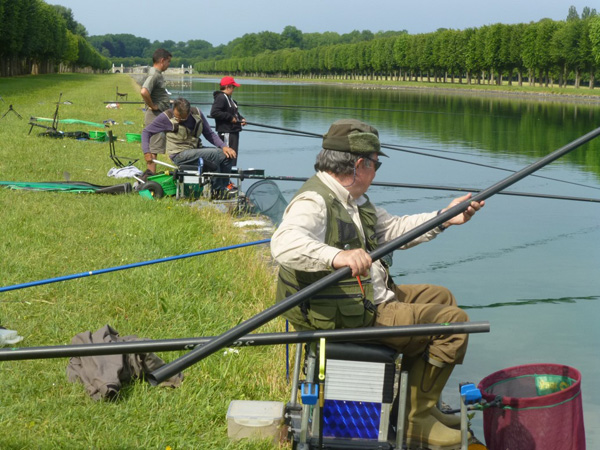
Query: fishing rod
244,129,312,138
0,239,270,294
381,142,600,191
208,172,600,204
147,126,600,386
238,102,514,121
103,101,212,106
0,322,489,361
245,121,600,192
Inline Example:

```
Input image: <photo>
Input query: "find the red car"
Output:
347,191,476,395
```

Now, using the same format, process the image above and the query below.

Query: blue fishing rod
0,239,270,294
148,125,600,385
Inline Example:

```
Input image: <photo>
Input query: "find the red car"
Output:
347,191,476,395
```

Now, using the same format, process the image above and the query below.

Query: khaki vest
164,108,203,157
276,175,387,330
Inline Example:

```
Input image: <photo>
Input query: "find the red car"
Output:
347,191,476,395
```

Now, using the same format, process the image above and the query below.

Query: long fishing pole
147,126,600,385
380,142,600,191
0,239,270,294
245,121,600,192
0,322,489,361
210,172,600,204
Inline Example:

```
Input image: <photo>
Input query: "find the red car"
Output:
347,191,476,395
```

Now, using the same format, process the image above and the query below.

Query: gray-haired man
271,118,484,449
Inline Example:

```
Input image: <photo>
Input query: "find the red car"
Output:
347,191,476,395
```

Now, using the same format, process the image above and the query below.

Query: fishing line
395,224,600,277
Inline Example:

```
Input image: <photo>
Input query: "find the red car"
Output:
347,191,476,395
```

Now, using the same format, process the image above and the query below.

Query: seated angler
142,97,237,198
270,119,484,450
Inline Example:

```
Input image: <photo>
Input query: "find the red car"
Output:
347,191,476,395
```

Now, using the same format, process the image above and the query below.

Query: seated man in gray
142,98,237,197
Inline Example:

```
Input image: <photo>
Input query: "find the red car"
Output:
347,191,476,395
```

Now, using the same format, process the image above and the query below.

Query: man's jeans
171,148,232,192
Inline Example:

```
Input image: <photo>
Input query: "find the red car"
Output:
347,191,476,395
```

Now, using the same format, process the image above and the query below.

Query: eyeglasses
363,156,382,172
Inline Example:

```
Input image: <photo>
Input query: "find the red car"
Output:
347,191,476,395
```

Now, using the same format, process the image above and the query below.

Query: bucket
478,364,585,450
126,133,141,143
89,130,107,141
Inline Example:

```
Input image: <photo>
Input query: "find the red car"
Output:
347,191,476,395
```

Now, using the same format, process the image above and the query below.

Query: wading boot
396,357,461,430
404,355,464,450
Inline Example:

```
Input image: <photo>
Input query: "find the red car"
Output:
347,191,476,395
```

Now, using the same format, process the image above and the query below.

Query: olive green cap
322,119,387,157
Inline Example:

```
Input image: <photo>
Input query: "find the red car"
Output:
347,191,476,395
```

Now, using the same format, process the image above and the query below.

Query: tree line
0,0,110,77
196,7,600,89
88,26,404,68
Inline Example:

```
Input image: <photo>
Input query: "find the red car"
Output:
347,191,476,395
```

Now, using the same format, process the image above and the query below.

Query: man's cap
220,76,240,87
322,119,387,157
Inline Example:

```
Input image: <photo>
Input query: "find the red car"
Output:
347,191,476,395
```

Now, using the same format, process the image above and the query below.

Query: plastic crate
148,173,176,196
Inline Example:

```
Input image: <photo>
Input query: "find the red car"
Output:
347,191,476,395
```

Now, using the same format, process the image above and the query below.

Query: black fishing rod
147,126,600,386
0,322,489,361
245,121,600,192
244,129,313,138
381,142,600,192
103,101,212,106
209,172,600,204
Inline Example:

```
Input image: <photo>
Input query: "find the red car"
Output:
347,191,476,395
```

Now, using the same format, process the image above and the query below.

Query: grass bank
196,73,600,104
0,74,286,449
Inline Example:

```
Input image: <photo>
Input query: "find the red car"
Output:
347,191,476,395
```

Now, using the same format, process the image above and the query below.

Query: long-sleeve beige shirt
271,171,442,305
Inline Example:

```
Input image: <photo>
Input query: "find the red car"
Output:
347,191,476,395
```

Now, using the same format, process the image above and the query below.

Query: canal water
172,76,600,446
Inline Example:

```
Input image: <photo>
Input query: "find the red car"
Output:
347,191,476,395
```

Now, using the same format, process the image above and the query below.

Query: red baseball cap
220,76,240,87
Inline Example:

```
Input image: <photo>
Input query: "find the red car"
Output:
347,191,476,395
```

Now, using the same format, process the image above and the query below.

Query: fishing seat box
288,342,400,448
226,400,284,443
321,343,397,443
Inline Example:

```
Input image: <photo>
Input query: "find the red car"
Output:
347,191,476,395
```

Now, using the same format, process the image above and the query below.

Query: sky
51,0,594,46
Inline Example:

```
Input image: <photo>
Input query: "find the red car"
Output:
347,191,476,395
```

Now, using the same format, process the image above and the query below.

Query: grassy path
0,74,286,449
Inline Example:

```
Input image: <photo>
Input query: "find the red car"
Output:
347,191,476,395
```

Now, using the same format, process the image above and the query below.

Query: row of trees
88,27,407,67
0,0,110,77
197,10,600,89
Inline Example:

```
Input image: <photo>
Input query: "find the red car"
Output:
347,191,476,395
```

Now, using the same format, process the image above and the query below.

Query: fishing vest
276,175,388,331
164,108,203,157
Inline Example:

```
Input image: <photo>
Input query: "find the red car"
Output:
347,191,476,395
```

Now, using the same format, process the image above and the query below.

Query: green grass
0,74,288,449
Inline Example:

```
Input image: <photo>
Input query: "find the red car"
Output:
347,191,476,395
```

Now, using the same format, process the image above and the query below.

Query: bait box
226,400,284,443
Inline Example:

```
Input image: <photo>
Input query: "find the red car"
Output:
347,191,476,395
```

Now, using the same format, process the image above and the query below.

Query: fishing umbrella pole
0,322,489,361
147,126,600,385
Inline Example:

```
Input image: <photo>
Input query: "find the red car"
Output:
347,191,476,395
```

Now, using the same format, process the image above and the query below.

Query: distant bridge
111,64,193,75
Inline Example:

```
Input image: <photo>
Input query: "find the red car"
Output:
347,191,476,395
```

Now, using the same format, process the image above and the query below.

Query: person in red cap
210,76,246,175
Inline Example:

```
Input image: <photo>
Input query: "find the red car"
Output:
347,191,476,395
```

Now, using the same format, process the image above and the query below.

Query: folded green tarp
0,181,131,194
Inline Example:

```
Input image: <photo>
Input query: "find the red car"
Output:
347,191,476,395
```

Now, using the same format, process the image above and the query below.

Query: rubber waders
405,356,465,450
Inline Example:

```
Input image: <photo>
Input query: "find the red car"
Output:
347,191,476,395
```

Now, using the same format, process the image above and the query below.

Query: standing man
271,119,484,449
210,76,246,167
142,98,237,198
140,48,172,176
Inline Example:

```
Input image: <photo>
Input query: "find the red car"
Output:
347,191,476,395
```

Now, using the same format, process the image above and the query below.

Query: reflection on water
172,76,600,446
462,295,599,310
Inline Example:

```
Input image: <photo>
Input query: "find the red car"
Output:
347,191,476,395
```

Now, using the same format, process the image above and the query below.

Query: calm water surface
172,76,600,445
